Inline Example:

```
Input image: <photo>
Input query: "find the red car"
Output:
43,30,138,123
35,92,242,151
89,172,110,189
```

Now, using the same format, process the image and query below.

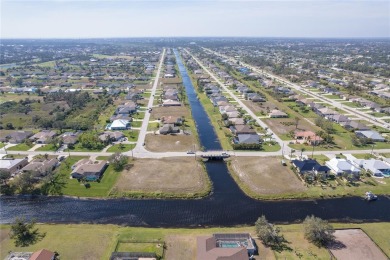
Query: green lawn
123,130,139,142
324,94,341,99
131,120,142,128
340,101,362,108
115,242,164,258
369,112,387,118
0,143,4,148
310,154,330,165
107,144,135,152
7,143,33,151
1,223,388,260
35,144,57,152
57,156,121,197
352,153,376,159
65,143,103,152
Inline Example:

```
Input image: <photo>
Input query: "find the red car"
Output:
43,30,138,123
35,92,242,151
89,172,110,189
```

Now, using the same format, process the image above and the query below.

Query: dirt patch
115,157,207,194
230,157,306,195
145,134,196,152
329,229,388,260
242,100,277,115
264,118,319,136
165,235,197,260
151,106,190,120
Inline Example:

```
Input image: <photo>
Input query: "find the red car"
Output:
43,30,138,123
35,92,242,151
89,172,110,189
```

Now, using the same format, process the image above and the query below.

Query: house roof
236,133,260,144
29,249,55,260
110,119,130,129
197,236,248,260
292,159,321,172
355,130,385,141
325,158,360,174
72,159,107,176
21,158,58,174
0,158,27,170
269,109,288,117
355,159,390,174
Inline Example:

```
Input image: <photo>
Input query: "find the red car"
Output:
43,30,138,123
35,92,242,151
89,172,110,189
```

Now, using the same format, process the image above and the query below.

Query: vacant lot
264,117,320,140
145,134,197,152
229,157,306,197
150,106,190,120
114,157,209,197
242,100,277,116
329,229,388,260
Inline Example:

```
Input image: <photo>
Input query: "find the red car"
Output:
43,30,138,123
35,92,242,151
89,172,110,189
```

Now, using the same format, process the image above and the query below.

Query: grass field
352,153,376,159
145,134,197,152
7,143,33,151
123,130,139,142
106,144,135,152
1,223,388,260
65,143,103,152
112,157,211,199
56,156,120,197
35,144,57,152
228,157,307,199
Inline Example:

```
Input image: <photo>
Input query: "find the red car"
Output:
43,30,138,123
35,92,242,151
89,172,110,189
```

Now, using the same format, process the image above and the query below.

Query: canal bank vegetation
227,156,390,200
1,222,389,260
110,157,211,199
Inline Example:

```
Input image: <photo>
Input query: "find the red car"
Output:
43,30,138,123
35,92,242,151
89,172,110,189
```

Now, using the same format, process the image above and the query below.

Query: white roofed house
0,158,28,175
354,159,390,178
355,130,386,142
325,158,361,178
106,119,130,130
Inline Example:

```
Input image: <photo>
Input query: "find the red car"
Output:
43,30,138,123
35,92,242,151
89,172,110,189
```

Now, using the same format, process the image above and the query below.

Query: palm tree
300,148,306,159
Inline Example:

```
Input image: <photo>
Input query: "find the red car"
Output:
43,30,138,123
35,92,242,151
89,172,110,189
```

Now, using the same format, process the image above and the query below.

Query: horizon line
1,36,390,40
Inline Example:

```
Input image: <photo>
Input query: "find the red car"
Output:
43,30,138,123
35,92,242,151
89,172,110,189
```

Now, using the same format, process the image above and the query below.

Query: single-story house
325,158,361,177
99,131,124,142
292,159,330,177
109,114,132,122
107,119,130,130
159,124,180,135
29,249,56,260
355,130,385,142
197,233,256,260
234,133,260,144
71,159,108,181
162,100,182,107
0,158,28,174
230,125,256,135
269,109,288,118
29,130,57,144
329,114,350,124
295,131,323,145
161,116,183,125
21,158,58,177
61,131,81,145
340,121,370,131
227,118,245,125
354,159,390,177
0,131,33,144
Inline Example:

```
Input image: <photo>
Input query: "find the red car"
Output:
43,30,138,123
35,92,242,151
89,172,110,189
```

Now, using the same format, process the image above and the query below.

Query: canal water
1,49,390,227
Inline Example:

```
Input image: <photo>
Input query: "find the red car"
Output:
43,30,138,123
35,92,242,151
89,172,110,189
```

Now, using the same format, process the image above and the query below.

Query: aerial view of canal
1,49,390,227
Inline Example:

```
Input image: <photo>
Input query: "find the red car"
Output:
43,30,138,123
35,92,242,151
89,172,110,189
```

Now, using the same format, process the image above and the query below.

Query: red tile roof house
295,130,323,145
30,249,56,260
71,159,108,181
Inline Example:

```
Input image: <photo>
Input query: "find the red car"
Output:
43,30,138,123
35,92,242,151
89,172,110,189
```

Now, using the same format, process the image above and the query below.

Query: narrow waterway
1,49,390,227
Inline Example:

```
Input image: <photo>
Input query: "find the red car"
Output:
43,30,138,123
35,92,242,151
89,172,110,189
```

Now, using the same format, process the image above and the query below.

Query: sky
1,0,389,38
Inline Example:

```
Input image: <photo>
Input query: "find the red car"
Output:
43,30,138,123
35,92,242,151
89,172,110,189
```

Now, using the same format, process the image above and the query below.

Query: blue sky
1,0,389,38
